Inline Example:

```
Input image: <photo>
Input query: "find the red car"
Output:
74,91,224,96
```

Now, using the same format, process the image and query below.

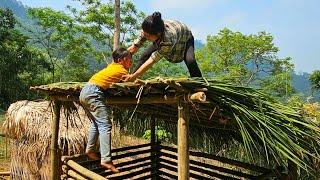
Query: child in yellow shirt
79,47,132,173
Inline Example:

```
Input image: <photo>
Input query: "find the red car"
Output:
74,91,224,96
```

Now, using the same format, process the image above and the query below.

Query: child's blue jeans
79,83,112,163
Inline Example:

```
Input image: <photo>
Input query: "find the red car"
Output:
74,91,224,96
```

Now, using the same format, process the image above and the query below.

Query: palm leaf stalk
178,77,320,174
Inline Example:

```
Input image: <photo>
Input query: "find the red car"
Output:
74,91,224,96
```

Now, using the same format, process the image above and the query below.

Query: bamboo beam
67,169,87,180
90,157,152,175
112,148,152,160
0,171,10,176
158,170,177,179
160,145,269,173
50,93,208,104
106,167,152,179
51,101,61,180
159,157,256,179
67,160,106,180
177,98,190,180
102,161,152,177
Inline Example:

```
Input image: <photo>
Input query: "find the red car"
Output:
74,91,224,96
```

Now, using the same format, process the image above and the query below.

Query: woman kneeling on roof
124,11,202,82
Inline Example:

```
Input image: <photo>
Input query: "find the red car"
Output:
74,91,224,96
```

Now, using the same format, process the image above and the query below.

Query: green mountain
0,0,27,19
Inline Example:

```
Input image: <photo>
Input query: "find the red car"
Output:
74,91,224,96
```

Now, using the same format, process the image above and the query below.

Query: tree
196,28,295,98
0,8,49,109
70,0,145,62
26,7,93,82
309,70,320,93
113,0,120,50
141,60,188,79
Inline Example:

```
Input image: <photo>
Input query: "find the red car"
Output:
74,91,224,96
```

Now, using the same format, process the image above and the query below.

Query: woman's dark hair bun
152,12,162,22
142,11,164,35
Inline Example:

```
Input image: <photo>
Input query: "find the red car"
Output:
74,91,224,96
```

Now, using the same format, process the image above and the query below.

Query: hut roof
30,77,320,174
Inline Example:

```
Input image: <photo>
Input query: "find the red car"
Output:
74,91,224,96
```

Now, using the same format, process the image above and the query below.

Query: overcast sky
18,0,320,73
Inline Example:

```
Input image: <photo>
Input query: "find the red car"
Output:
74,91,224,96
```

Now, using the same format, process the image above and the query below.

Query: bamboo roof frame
31,78,209,179
28,77,320,179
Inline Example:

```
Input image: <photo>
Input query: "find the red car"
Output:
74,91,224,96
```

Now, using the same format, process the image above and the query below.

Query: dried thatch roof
11,77,320,174
3,100,90,179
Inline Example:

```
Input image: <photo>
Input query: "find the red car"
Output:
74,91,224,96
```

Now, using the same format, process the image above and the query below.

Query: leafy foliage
0,8,50,109
309,70,320,93
26,7,93,82
141,60,188,79
69,0,145,60
196,28,295,98
143,126,172,142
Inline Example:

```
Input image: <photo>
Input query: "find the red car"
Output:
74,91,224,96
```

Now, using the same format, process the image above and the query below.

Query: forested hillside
0,0,27,19
0,0,318,109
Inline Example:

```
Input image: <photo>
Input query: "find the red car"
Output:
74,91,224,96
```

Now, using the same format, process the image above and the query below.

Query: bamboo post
177,98,190,180
150,117,158,179
51,100,61,180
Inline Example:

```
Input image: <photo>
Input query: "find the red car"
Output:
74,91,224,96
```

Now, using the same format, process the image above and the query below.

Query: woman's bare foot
101,162,120,173
86,151,100,160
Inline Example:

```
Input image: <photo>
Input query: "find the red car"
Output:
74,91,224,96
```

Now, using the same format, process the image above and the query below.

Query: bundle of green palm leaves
175,77,320,174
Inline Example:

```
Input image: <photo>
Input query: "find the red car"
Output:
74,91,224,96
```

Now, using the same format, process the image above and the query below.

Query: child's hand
122,74,136,82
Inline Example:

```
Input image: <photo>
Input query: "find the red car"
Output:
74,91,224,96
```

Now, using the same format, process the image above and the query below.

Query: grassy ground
0,110,11,173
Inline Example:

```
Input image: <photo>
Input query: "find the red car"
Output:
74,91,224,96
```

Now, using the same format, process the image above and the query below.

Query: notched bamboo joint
188,92,207,102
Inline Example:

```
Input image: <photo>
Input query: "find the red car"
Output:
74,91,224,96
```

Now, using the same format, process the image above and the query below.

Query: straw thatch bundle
3,100,90,179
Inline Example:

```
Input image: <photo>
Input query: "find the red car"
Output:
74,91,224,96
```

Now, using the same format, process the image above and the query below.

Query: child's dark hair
142,11,164,35
112,47,130,62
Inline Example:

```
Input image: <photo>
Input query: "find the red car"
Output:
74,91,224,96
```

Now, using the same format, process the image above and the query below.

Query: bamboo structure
60,143,279,179
4,77,320,179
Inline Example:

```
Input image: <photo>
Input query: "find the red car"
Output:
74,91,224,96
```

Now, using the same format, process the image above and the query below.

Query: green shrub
143,126,172,142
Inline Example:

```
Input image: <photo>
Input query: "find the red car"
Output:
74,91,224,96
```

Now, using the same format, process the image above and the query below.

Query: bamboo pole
160,145,269,173
49,93,208,104
51,100,61,180
67,169,88,180
150,117,158,179
67,160,107,180
177,98,190,180
0,171,10,176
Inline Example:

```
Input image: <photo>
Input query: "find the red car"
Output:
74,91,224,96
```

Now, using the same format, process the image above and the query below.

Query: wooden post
177,98,190,180
150,117,157,179
51,100,61,180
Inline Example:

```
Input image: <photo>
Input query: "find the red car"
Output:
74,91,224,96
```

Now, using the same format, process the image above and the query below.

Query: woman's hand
127,44,139,55
122,74,136,82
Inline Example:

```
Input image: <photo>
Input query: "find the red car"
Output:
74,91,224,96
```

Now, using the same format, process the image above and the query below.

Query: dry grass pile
2,100,90,179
